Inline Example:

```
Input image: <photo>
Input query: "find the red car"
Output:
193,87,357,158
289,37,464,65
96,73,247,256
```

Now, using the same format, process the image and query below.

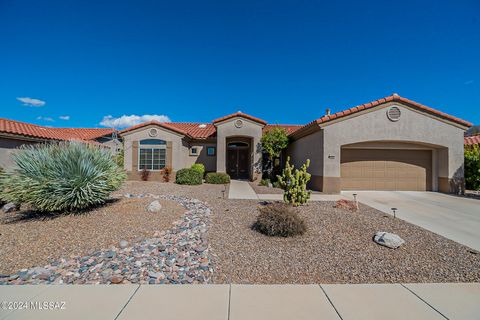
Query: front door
227,147,249,179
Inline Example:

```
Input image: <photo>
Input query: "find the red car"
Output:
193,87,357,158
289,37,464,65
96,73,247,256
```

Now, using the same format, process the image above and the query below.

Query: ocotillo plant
277,157,311,206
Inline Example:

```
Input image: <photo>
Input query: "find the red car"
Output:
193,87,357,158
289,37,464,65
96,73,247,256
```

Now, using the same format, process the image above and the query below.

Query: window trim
207,146,216,156
138,146,166,171
189,146,199,156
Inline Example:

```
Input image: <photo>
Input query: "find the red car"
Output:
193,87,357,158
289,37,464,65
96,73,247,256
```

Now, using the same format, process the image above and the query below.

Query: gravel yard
248,181,283,194
0,194,185,274
1,181,479,284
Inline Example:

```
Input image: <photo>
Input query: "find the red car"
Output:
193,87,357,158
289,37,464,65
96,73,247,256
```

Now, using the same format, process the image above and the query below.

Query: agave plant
0,141,126,212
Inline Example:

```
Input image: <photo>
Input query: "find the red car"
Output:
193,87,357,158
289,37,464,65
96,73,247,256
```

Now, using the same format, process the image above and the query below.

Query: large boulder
147,200,162,212
374,231,405,249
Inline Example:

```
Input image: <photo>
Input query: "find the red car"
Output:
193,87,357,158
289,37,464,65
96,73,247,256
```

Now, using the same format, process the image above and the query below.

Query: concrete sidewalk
228,180,345,201
1,283,479,319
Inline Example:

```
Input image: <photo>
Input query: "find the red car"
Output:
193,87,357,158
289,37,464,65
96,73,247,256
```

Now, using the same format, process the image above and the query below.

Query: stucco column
322,132,342,193
216,135,226,173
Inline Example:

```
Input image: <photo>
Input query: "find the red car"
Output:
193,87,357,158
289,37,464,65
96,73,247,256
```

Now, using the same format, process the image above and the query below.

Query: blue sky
0,0,479,128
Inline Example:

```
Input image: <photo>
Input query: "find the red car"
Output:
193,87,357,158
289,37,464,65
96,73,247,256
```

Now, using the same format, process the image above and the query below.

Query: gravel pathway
0,194,213,285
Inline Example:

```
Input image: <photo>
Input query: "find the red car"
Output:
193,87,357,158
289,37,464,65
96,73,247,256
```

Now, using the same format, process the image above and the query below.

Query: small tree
277,157,311,206
261,127,289,179
465,145,480,190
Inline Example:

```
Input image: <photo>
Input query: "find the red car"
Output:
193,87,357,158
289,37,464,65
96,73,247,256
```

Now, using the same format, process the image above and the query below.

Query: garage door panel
341,149,432,191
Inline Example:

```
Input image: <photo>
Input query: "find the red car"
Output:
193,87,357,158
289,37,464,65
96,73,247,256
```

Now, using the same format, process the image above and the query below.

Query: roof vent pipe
326,108,331,116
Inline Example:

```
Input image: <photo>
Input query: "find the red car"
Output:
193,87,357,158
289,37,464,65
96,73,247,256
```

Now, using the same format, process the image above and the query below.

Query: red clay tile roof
50,128,115,140
264,124,302,135
212,112,267,125
465,134,480,145
119,121,300,139
168,123,217,139
119,121,193,137
0,118,114,141
294,94,472,137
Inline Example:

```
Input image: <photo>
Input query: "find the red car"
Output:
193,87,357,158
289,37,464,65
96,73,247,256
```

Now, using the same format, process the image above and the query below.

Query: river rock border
0,194,213,285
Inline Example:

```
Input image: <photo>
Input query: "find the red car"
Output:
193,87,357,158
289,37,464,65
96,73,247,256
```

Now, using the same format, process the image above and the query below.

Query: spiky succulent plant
0,141,126,212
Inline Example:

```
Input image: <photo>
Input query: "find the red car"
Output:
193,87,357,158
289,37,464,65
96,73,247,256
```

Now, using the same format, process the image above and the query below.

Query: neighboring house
0,118,119,170
464,134,480,147
120,94,471,193
0,94,473,194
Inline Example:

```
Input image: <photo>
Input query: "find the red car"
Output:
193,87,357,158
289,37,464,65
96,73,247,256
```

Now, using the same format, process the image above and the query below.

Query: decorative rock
119,240,128,249
110,275,123,284
374,231,405,249
2,202,18,213
147,200,162,213
1,194,213,285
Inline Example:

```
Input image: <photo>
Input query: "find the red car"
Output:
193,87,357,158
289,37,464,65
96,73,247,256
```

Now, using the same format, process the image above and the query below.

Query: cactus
277,157,311,206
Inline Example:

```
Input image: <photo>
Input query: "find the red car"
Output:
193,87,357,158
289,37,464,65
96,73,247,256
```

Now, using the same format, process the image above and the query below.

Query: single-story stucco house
119,94,472,193
0,94,473,194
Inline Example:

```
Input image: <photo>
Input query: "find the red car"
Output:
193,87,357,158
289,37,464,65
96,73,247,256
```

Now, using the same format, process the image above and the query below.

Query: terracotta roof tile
292,94,472,138
0,118,115,141
212,112,267,125
465,134,480,145
119,121,217,139
263,124,303,135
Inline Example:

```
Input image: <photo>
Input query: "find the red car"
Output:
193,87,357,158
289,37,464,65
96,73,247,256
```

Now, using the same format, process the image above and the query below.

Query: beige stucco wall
287,130,324,190
287,130,324,175
184,141,217,172
0,137,39,171
215,117,263,180
122,124,188,172
321,102,466,192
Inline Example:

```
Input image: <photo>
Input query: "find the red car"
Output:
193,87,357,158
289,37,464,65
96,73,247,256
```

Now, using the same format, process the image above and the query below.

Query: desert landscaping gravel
0,194,184,274
248,181,284,194
1,181,479,284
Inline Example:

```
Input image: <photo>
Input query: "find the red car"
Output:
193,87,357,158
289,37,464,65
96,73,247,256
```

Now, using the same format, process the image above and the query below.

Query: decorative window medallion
386,106,401,122
234,119,243,128
149,128,158,137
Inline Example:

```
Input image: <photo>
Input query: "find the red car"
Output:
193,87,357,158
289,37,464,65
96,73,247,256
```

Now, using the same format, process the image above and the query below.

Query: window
207,146,216,156
140,139,166,145
139,148,166,170
190,147,199,156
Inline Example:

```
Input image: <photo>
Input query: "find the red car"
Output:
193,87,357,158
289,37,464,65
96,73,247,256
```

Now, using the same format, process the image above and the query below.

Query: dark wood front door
227,147,249,179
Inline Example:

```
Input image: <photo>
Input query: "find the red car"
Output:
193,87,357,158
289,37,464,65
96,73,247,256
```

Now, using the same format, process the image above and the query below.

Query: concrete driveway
342,191,480,251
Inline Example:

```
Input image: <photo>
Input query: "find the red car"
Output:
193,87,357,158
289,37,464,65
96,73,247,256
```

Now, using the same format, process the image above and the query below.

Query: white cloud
17,97,46,107
464,80,474,85
99,114,171,128
36,116,54,122
59,115,70,120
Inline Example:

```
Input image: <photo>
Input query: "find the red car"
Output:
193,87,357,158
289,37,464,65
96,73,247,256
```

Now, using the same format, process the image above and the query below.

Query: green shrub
205,172,230,184
0,142,126,212
465,145,480,190
190,163,205,176
277,157,311,206
253,203,306,237
259,178,271,187
261,127,289,180
175,168,203,185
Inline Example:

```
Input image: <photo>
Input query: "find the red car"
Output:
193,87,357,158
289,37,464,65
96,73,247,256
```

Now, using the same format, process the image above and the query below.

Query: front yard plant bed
1,182,479,284
1,192,213,284
209,200,480,283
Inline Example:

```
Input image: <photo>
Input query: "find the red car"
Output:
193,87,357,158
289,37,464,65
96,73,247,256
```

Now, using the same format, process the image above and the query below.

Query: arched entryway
226,137,251,179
